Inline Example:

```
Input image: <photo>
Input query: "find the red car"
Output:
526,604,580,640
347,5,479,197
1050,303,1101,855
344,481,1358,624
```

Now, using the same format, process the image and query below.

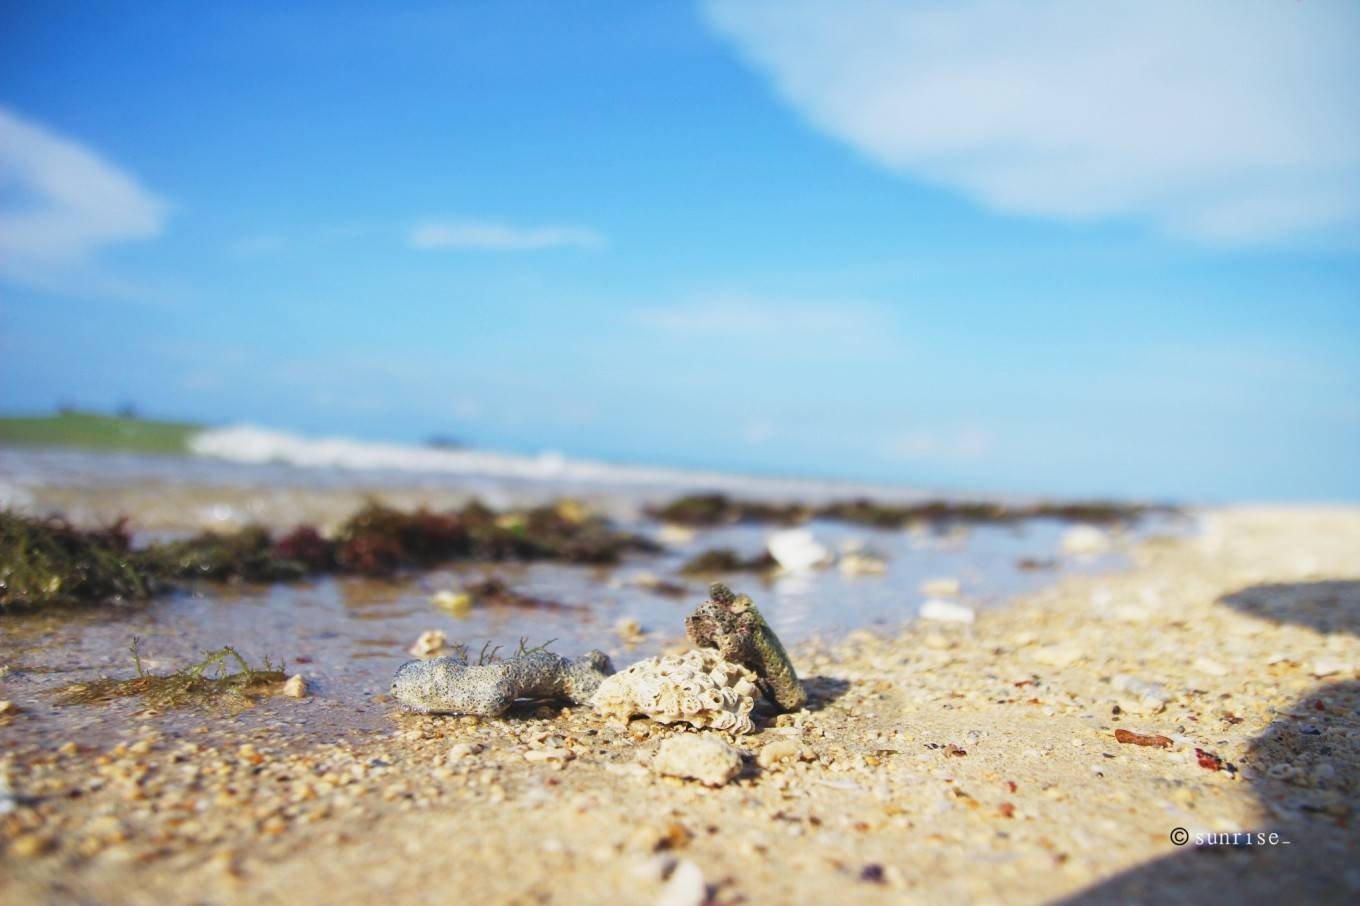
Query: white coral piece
590,649,758,735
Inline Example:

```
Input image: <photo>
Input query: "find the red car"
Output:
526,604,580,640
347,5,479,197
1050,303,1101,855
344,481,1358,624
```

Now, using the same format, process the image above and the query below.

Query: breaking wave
186,424,892,497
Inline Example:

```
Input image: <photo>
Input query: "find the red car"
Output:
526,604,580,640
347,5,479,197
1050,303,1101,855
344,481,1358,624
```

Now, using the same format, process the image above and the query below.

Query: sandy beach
6,3,1358,902
3,505,1357,905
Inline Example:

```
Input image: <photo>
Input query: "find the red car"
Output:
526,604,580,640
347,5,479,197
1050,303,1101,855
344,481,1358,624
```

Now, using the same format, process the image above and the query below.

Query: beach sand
3,506,1358,904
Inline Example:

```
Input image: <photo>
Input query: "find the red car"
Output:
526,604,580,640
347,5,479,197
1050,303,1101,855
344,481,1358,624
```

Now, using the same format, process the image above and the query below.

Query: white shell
590,649,758,734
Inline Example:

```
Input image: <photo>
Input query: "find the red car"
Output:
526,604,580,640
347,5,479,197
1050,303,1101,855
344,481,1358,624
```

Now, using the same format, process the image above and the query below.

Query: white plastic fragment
919,599,975,623
767,528,832,572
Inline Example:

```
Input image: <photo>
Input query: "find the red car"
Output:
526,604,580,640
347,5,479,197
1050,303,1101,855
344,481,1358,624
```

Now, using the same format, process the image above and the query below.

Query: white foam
187,424,881,495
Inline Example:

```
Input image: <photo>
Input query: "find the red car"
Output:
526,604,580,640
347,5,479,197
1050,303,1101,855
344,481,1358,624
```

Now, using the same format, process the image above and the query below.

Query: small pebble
1032,644,1082,668
614,617,646,645
432,590,472,615
653,735,743,787
409,629,448,658
840,551,887,576
919,577,960,597
658,524,696,545
757,739,802,768
655,859,707,906
9,833,53,857
1061,525,1111,555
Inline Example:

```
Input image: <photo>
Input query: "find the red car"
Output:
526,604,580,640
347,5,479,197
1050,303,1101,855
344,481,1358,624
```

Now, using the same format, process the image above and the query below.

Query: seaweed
444,636,559,666
54,638,285,710
133,526,308,583
679,547,779,576
650,493,1170,530
1,498,660,610
335,503,470,575
815,498,1166,528
646,494,808,527
816,498,1006,527
462,577,580,611
464,501,660,564
271,525,336,572
0,512,150,610
334,500,657,574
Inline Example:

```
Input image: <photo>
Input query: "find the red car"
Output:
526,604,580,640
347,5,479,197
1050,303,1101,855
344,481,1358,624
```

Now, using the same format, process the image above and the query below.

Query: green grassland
0,411,202,454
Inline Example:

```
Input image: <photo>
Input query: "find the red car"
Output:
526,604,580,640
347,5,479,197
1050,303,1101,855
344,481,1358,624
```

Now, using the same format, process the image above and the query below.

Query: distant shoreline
0,411,201,455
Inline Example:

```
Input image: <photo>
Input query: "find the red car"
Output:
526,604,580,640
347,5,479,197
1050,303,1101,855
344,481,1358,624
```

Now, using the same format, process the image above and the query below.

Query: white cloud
0,106,170,291
704,0,1360,244
409,220,604,251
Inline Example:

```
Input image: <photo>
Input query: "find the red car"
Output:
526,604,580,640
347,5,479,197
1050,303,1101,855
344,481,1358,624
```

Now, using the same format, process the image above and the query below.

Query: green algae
54,639,285,710
0,512,150,610
443,636,560,667
134,526,310,583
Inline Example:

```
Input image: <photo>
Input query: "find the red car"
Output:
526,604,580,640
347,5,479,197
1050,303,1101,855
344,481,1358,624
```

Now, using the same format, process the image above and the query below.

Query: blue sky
2,0,1358,501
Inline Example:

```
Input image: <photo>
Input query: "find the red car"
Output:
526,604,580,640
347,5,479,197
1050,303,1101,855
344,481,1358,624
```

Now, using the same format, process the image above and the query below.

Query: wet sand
3,506,1358,905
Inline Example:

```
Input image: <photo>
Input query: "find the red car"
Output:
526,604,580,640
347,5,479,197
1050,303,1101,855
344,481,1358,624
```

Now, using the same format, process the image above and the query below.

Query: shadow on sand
801,674,851,712
1061,581,1360,905
1219,580,1360,637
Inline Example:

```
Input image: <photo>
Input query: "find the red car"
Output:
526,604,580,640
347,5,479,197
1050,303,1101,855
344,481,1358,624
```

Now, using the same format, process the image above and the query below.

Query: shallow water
0,443,943,531
0,445,1187,751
